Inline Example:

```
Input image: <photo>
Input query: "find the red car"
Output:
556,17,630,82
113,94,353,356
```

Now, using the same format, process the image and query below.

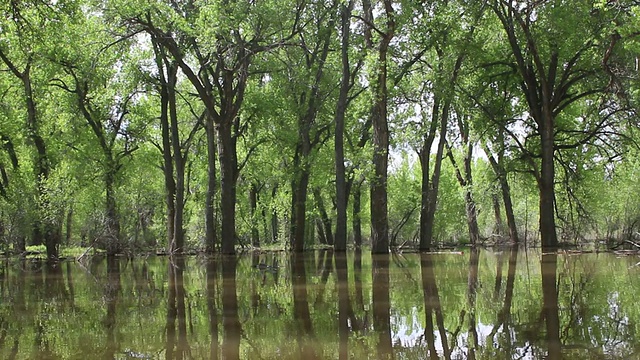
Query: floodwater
0,248,639,359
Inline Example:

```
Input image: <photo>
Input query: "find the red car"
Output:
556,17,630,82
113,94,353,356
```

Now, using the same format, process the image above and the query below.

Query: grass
24,244,105,259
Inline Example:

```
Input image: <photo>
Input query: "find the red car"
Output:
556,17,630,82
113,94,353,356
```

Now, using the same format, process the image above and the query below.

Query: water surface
0,249,639,359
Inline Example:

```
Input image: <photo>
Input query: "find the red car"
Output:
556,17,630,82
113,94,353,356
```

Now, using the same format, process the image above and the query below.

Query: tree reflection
541,253,560,359
420,253,450,360
206,257,219,360
291,253,317,359
372,254,392,359
104,257,121,359
166,256,190,360
221,256,241,360
488,245,518,354
466,248,480,359
335,252,349,360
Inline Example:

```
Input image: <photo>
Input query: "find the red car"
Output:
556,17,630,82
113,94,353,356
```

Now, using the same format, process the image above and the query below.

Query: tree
51,13,143,254
0,0,68,259
489,0,633,249
365,0,396,254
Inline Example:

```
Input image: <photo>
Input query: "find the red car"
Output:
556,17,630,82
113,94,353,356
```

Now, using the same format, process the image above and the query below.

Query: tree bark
352,179,363,248
313,188,334,246
159,64,176,252
249,183,260,247
217,121,238,254
205,120,217,253
485,143,520,244
539,117,558,249
334,0,354,252
369,0,395,255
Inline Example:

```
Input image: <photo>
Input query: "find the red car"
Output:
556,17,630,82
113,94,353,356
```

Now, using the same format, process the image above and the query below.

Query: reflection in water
420,254,450,360
221,256,241,360
488,245,518,355
466,248,480,360
206,257,219,360
104,258,121,359
291,253,317,359
541,253,560,359
372,254,392,359
166,257,189,360
354,248,365,313
1,250,640,359
334,252,349,360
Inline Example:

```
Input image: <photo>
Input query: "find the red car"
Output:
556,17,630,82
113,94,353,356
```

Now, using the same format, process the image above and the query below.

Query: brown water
0,249,639,359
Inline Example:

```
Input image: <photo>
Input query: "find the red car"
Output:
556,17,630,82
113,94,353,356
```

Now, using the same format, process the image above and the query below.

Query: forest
0,0,639,260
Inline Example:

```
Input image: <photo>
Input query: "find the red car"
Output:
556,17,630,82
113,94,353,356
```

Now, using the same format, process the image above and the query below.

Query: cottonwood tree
51,14,144,255
489,0,635,249
115,0,299,253
0,0,69,259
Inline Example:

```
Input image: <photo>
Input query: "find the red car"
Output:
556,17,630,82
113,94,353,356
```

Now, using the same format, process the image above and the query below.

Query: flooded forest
0,0,640,358
0,0,639,257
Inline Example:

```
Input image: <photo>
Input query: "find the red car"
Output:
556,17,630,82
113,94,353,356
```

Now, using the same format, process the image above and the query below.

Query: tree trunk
352,179,363,248
217,121,238,255
463,144,480,245
368,0,395,255
104,166,120,255
313,188,334,246
492,193,504,236
24,66,57,260
160,76,176,252
205,120,217,253
485,143,519,243
446,140,480,245
539,118,558,249
65,207,73,246
419,99,449,250
249,183,260,247
333,0,354,253
271,185,279,244
169,67,186,253
290,165,311,253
